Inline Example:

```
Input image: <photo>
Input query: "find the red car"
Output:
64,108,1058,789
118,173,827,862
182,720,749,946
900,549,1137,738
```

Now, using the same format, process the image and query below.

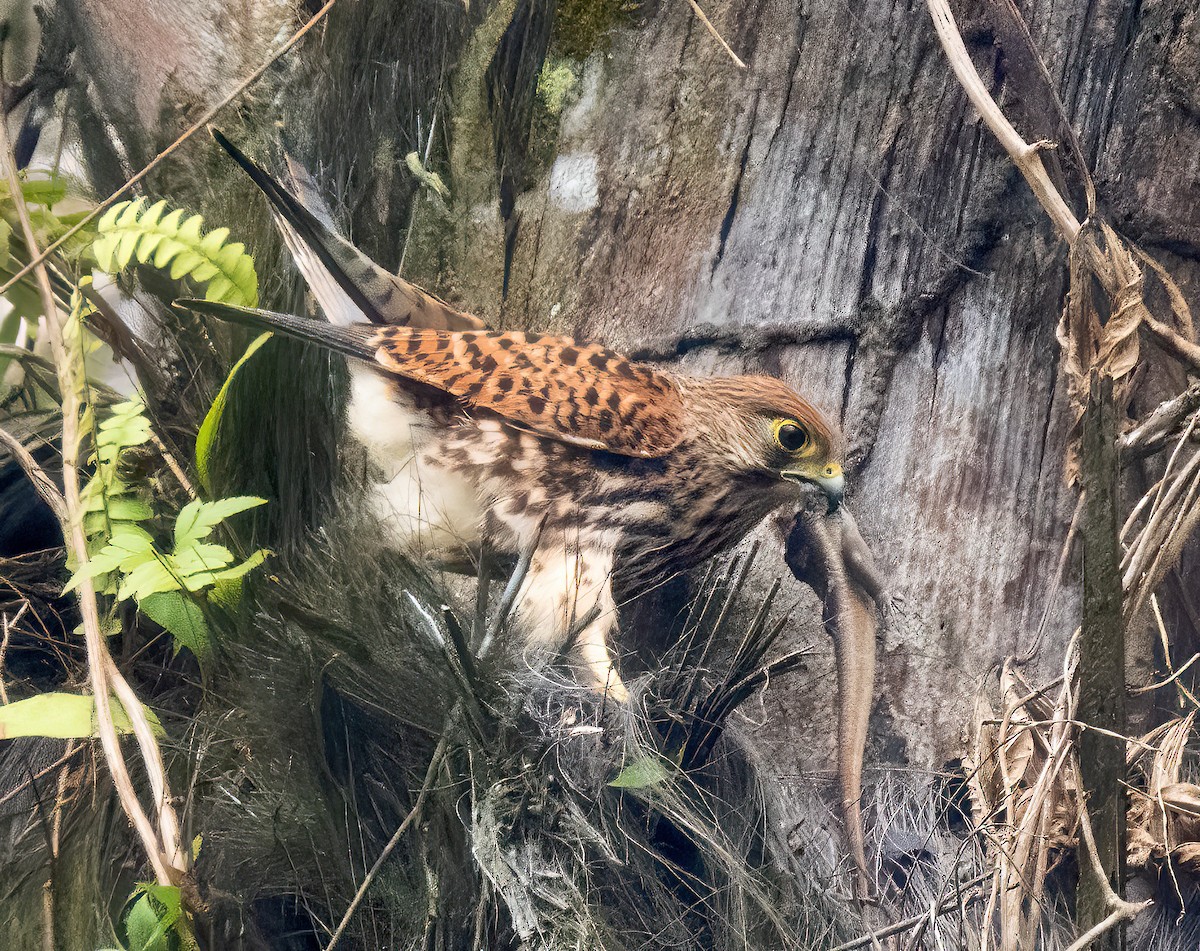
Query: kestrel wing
371,328,684,457
172,301,683,457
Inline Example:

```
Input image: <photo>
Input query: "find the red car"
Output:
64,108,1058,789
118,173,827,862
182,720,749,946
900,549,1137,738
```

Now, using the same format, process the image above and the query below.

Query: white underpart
351,367,626,698
516,540,627,701
347,366,484,552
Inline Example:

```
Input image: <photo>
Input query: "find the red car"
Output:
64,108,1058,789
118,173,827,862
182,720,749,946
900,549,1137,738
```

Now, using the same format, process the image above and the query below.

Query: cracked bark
60,0,1199,905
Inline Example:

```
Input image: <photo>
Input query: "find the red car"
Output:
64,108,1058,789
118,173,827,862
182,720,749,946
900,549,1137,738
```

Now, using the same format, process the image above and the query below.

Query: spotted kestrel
186,132,846,701
181,299,845,700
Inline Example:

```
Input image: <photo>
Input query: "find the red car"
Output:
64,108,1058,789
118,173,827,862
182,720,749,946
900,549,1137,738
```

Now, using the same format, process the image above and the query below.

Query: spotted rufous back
369,328,684,457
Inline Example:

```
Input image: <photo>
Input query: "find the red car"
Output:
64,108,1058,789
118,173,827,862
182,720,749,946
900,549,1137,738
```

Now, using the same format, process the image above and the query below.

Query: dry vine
923,0,1200,947
0,120,186,885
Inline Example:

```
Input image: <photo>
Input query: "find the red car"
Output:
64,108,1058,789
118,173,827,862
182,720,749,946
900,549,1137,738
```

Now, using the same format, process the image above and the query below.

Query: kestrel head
678,375,845,509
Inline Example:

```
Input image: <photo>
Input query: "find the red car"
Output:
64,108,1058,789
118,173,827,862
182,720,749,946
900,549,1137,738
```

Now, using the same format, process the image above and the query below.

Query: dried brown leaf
1095,223,1146,380
1172,842,1200,871
1134,244,1195,341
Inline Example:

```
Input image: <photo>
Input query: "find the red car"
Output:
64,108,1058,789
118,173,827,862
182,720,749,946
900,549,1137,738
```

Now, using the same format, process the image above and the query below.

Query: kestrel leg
516,546,628,702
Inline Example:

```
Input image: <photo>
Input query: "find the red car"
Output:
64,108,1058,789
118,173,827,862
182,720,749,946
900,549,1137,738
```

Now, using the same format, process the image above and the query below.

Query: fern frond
94,198,259,307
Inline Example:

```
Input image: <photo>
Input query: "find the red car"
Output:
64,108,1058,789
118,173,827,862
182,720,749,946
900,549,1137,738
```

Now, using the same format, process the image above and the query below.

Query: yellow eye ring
773,419,811,453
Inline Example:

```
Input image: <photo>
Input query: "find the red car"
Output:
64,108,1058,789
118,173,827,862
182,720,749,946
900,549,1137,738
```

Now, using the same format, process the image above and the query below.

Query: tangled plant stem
0,120,185,884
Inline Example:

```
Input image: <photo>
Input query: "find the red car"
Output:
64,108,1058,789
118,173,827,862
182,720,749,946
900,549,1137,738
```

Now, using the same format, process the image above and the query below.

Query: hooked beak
782,462,845,512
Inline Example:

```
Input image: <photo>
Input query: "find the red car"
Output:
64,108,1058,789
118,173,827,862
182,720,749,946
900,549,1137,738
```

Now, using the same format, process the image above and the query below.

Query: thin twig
0,342,57,374
1132,652,1200,694
682,0,747,69
0,601,30,704
41,737,77,951
0,0,341,299
1063,901,1152,951
105,653,187,873
147,430,198,499
324,734,449,951
0,743,87,808
830,871,994,950
1119,384,1200,460
0,427,67,522
925,0,1080,242
1143,315,1200,375
1075,793,1151,928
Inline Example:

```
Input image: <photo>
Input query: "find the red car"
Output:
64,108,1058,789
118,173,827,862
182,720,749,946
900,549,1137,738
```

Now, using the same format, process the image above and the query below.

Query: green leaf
194,333,272,491
118,558,181,602
204,276,234,303
99,495,154,523
176,213,204,245
209,576,246,609
171,542,233,578
93,199,257,308
116,228,141,269
92,234,118,271
97,200,132,231
63,528,156,593
122,893,166,951
404,151,451,199
182,549,268,591
168,250,205,281
134,232,166,263
139,591,212,668
139,199,168,231
114,198,145,229
189,260,219,283
609,753,674,789
0,692,156,739
19,174,66,206
122,883,181,951
199,227,230,255
80,475,134,511
173,496,266,548
152,237,185,270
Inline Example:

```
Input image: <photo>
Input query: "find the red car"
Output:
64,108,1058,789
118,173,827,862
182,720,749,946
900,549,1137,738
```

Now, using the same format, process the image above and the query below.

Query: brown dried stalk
1123,443,1200,621
0,122,185,883
926,0,1080,242
1065,800,1152,951
682,0,746,69
969,642,1157,950
927,0,1196,400
1119,384,1200,461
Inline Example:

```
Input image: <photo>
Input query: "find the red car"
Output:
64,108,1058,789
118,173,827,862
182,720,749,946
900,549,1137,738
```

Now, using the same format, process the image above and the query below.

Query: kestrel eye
775,422,810,453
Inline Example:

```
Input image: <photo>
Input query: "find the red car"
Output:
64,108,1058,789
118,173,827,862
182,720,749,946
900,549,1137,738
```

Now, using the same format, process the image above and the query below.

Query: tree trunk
15,0,1200,944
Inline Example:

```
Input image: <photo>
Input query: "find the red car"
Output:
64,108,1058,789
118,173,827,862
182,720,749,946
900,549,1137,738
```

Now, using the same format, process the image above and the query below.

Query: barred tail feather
209,128,486,333
174,299,376,361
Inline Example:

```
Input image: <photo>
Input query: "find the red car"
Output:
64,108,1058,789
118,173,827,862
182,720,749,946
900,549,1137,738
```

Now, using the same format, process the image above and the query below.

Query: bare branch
925,0,1081,242
1120,384,1200,461
324,734,449,951
1063,901,1152,951
830,871,993,950
1142,315,1200,375
0,427,67,523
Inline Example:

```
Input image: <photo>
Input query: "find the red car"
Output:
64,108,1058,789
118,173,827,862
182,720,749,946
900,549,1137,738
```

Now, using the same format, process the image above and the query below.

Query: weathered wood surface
64,0,1199,861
